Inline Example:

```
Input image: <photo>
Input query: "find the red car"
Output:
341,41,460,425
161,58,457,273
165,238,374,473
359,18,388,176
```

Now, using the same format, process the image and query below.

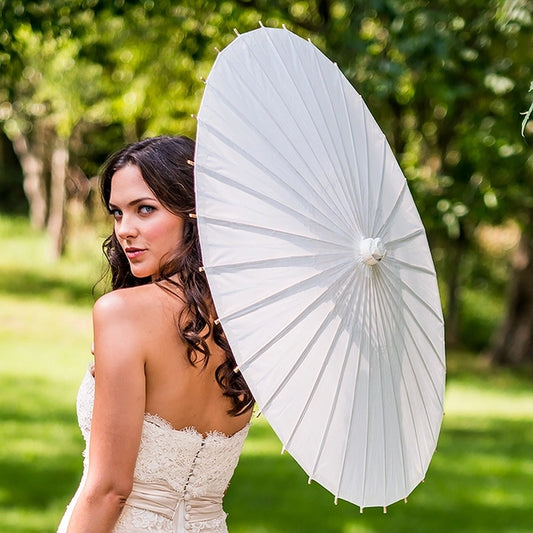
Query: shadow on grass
0,374,76,424
0,266,96,307
224,416,533,533
0,374,83,514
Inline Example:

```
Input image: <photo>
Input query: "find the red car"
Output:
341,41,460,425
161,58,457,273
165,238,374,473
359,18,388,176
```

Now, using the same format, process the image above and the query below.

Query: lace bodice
58,371,249,533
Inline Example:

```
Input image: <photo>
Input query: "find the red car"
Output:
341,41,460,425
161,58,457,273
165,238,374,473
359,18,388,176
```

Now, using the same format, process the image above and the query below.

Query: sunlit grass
1,215,533,532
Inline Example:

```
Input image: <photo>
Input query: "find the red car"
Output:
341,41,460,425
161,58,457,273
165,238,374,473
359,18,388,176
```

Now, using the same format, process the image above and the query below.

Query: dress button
184,493,191,500
185,504,192,511
184,524,191,530
189,474,196,481
185,513,191,520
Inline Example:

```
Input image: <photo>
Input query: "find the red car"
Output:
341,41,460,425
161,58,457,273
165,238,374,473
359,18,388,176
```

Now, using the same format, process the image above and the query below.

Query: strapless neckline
143,412,251,440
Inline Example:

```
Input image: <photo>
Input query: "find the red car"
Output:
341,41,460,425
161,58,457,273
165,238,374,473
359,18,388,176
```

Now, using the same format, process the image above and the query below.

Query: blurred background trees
0,0,532,364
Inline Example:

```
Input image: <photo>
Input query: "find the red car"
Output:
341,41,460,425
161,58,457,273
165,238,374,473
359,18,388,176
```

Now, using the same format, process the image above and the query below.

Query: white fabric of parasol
195,26,445,509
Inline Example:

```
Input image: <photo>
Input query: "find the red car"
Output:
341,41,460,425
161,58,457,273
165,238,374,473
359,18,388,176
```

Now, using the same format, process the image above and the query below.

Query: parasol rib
204,251,350,274
335,271,373,503
231,39,356,230
257,29,360,230
385,256,437,276
234,260,355,374
308,270,367,481
379,264,445,382
359,275,375,506
376,270,445,426
374,181,408,240
257,268,358,418
362,106,372,235
200,214,350,251
372,270,417,492
198,112,347,234
369,139,388,237
341,85,367,234
385,228,425,249
196,164,347,244
334,69,366,233
380,260,445,334
282,273,360,452
218,259,354,332
374,272,441,463
305,40,362,232
375,282,389,505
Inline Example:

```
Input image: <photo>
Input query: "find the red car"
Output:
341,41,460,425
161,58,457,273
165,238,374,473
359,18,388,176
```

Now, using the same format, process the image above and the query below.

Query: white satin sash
125,479,224,531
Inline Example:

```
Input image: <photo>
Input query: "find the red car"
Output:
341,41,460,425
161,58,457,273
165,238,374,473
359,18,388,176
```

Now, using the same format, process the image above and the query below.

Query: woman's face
109,164,184,280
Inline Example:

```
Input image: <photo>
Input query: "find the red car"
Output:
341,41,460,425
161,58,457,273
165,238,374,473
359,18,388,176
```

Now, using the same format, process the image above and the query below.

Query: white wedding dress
58,371,249,532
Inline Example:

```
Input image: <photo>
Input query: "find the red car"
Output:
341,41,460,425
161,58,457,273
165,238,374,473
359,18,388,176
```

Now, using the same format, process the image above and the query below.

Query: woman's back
138,282,251,437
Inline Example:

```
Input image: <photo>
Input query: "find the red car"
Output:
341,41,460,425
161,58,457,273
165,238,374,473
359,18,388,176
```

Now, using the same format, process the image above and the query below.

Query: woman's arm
67,290,146,532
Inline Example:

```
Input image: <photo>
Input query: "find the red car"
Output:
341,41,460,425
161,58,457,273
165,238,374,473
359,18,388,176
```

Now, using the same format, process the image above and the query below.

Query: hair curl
99,135,253,416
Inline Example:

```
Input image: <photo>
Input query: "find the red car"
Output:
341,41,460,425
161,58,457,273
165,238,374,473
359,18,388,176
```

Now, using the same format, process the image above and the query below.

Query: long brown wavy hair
99,135,253,416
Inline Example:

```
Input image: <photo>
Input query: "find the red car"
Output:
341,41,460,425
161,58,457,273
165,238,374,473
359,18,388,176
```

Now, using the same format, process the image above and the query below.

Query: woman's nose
116,214,138,239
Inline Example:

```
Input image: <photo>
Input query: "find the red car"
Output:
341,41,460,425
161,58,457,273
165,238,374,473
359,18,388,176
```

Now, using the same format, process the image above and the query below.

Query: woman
58,135,254,533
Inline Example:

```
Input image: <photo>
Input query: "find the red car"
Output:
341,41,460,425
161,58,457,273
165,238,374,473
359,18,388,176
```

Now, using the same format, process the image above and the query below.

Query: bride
58,135,254,533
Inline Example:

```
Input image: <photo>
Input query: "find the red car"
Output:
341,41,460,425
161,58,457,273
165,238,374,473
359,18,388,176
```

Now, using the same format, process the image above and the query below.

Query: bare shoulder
93,283,185,329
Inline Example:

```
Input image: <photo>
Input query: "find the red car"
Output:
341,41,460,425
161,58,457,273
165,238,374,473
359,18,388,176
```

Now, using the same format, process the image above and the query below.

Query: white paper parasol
194,26,445,509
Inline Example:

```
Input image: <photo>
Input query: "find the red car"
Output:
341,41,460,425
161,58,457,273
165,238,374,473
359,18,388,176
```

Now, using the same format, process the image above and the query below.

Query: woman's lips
125,247,146,259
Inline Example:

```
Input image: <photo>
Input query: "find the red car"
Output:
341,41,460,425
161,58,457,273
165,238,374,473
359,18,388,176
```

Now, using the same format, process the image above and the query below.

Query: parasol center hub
360,237,386,266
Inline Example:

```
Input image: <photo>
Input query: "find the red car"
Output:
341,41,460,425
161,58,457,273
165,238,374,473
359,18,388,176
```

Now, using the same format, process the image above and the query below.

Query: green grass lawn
1,215,532,532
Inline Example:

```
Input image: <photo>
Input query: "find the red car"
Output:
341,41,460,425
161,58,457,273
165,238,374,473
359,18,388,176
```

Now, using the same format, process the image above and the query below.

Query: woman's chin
130,267,156,280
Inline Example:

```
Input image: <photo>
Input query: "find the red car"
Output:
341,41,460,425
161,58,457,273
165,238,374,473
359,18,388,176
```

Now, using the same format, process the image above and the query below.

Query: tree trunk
11,133,47,229
444,227,468,348
488,220,533,366
47,137,69,258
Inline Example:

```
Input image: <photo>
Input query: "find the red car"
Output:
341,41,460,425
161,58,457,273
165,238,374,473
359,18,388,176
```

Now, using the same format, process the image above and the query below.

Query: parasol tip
188,212,197,218
404,498,408,504
233,28,240,36
307,477,312,485
360,507,364,514
282,23,287,30
233,364,239,373
258,20,264,27
191,114,198,121
334,496,338,506
383,507,387,514
214,318,220,325
214,46,221,53
198,266,205,273
255,409,262,418
200,76,206,84
280,445,286,455
186,160,195,167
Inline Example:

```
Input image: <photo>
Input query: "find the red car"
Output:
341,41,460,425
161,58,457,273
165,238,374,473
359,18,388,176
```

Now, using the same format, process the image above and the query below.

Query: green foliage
521,81,533,137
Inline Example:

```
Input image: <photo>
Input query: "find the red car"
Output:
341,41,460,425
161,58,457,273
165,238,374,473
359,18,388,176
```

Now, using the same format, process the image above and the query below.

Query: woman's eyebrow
108,197,156,209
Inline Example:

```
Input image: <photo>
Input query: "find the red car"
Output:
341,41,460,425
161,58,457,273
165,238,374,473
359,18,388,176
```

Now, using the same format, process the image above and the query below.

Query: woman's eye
110,208,122,219
139,205,155,215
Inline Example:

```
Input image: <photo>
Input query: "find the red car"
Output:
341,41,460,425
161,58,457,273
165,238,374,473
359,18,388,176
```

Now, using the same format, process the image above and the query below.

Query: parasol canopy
194,25,445,509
